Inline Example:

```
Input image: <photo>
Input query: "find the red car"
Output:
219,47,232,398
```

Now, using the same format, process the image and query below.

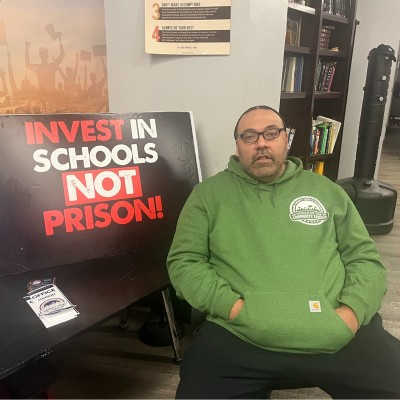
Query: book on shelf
310,115,341,155
310,121,331,156
289,0,311,6
310,120,331,155
322,0,348,17
281,56,295,92
319,25,335,49
317,115,341,153
286,16,301,46
321,24,335,32
322,62,336,91
286,127,296,152
310,123,321,155
315,60,337,92
323,0,334,14
294,56,304,91
307,161,325,175
335,0,347,17
315,161,325,175
281,56,304,92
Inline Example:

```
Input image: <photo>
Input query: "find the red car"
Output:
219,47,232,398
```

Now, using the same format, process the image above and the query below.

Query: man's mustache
252,152,274,163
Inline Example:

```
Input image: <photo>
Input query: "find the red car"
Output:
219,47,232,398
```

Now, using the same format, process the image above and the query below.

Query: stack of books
281,56,304,92
323,0,347,17
310,115,341,155
320,25,335,50
315,59,337,92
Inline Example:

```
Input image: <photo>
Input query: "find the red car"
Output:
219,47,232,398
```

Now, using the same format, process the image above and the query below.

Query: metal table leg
161,288,182,363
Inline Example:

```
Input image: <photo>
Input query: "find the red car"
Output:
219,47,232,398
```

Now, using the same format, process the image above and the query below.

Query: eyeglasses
236,128,285,144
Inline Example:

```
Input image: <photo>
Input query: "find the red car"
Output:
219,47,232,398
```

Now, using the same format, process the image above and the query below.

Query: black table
0,247,182,381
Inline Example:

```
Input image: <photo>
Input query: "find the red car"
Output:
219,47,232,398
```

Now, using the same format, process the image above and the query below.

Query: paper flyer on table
24,284,79,328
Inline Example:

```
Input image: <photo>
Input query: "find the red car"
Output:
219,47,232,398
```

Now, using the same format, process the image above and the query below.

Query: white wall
338,0,400,179
104,0,287,179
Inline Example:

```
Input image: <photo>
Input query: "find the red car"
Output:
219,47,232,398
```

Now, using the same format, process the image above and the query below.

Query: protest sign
0,112,201,276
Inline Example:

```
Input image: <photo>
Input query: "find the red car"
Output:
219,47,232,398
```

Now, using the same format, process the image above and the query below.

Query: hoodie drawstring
256,184,262,201
272,184,278,207
255,184,278,207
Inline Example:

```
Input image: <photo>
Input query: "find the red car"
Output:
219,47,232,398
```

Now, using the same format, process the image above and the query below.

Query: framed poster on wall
0,0,109,114
145,0,231,55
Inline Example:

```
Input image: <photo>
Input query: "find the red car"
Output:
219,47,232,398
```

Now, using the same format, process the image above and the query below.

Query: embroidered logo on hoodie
289,196,329,225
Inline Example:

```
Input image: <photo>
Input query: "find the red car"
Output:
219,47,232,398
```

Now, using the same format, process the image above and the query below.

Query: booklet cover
24,283,79,328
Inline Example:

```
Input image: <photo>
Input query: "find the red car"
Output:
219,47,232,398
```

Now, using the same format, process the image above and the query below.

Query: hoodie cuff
337,291,368,326
211,290,242,320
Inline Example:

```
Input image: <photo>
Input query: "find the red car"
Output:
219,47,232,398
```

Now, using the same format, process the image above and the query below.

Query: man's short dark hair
233,105,287,139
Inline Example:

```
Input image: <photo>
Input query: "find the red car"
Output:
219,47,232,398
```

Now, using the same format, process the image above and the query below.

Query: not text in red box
62,166,142,206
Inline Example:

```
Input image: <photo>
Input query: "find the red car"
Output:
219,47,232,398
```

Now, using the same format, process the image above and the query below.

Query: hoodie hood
225,156,304,205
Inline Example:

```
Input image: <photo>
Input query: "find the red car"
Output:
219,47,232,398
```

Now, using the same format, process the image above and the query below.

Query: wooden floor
47,132,400,399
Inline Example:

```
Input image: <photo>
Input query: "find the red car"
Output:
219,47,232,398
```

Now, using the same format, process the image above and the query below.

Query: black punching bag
336,44,397,235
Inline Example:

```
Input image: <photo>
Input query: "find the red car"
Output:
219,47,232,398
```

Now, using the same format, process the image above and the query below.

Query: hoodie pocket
229,290,354,353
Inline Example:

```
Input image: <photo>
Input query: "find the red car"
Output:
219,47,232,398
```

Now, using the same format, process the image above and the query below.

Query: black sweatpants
176,314,400,399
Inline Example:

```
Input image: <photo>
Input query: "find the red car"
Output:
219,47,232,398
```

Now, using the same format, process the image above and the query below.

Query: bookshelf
280,0,358,180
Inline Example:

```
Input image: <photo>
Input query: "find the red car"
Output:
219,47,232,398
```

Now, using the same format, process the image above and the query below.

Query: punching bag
336,44,397,235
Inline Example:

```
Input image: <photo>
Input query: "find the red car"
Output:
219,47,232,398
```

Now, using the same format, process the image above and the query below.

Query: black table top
0,248,170,380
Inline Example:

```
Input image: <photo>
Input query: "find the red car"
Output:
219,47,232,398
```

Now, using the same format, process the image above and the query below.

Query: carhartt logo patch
309,301,321,312
289,196,329,225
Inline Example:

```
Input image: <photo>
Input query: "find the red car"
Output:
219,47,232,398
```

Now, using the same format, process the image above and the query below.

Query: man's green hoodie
167,156,386,354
